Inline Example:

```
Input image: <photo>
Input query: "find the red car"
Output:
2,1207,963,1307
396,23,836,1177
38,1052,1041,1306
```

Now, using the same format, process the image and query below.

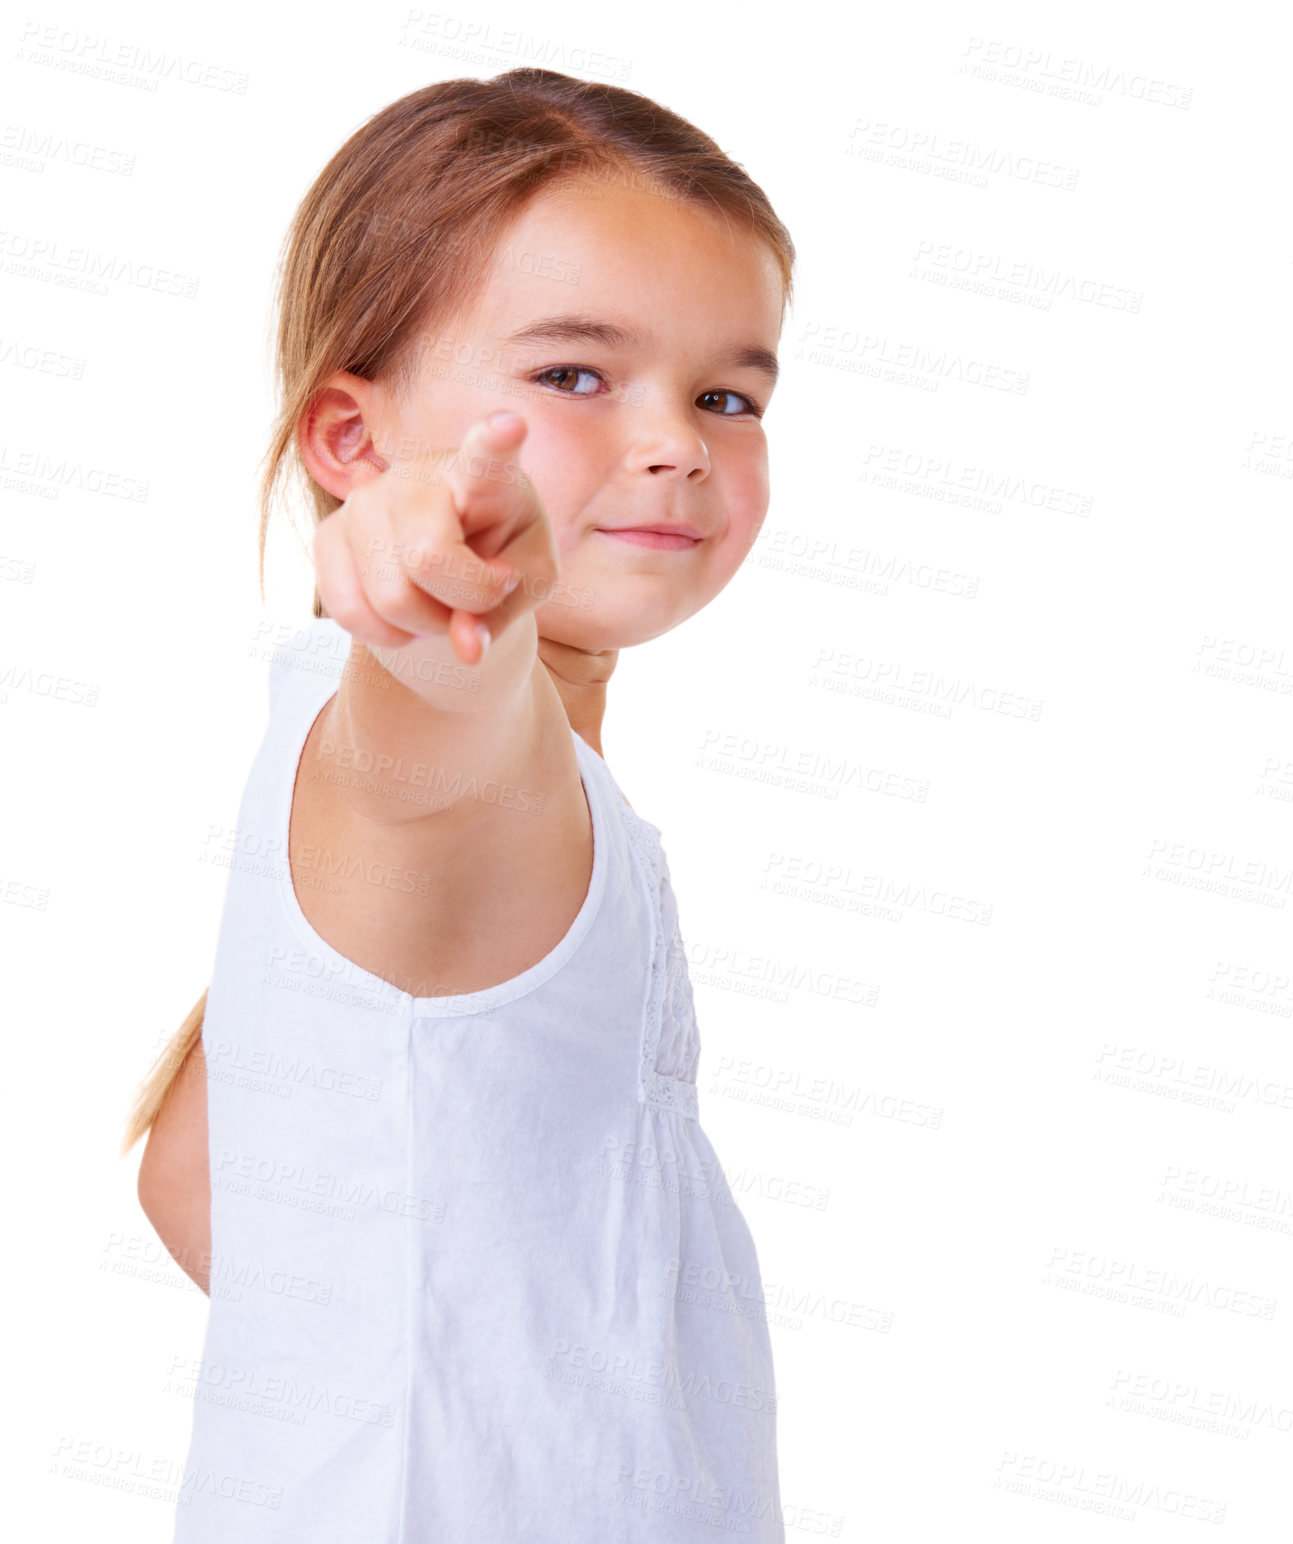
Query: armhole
266,617,349,717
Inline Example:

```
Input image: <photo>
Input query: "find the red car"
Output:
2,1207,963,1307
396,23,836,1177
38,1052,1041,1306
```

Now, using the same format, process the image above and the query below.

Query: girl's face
347,174,785,651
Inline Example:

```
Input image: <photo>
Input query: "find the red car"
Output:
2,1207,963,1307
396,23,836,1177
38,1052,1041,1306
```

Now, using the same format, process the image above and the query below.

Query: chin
535,598,688,652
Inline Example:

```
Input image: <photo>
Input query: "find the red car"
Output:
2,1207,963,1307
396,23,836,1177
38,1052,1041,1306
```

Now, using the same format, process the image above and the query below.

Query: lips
595,525,703,551
596,523,703,540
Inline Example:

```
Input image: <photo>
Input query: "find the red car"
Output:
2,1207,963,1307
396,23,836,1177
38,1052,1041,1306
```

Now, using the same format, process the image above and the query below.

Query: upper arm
137,1038,211,1295
290,634,591,1001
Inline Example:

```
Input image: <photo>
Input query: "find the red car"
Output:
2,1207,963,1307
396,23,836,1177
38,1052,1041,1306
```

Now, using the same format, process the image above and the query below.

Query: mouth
594,525,703,551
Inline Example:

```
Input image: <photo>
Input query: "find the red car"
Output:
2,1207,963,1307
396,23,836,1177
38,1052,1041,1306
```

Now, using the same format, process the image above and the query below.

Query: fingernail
503,573,521,595
473,620,491,657
487,411,523,433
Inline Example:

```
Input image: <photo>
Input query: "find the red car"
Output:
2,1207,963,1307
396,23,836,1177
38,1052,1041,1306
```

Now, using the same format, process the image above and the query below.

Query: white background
4,0,1291,1537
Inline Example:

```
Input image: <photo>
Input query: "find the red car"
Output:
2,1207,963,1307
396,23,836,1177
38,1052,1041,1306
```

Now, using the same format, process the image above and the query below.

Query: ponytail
119,989,206,1157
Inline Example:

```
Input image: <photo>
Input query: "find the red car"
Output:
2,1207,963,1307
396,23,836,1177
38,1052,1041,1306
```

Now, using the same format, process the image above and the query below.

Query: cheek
386,392,497,466
721,459,770,542
524,452,584,550
514,420,605,544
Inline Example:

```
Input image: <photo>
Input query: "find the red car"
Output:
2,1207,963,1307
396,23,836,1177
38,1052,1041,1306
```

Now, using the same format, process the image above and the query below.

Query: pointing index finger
446,411,530,524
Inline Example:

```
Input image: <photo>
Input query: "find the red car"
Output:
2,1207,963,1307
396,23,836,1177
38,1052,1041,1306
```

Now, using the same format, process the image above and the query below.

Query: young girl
122,67,795,1542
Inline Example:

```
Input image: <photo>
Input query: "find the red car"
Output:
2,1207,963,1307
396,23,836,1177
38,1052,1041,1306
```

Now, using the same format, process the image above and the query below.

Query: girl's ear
298,371,389,498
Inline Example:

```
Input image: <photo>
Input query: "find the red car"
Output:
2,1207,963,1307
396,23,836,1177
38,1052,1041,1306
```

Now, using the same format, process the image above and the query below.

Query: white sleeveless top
173,616,785,1543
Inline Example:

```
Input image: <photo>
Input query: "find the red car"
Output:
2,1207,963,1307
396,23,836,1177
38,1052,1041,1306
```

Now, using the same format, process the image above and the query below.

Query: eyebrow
501,314,780,384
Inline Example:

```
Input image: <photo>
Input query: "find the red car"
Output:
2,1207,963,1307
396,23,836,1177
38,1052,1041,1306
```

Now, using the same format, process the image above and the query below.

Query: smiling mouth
594,527,702,550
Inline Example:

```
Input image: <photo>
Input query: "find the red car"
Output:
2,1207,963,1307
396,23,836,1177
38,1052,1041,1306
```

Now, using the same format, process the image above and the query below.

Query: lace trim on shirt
621,806,700,1122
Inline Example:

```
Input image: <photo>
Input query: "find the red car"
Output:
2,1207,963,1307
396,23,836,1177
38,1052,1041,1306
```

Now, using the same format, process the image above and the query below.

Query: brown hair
122,67,795,1157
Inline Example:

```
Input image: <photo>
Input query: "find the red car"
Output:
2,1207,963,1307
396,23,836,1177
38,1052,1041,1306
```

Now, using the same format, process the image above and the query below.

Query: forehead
466,174,784,341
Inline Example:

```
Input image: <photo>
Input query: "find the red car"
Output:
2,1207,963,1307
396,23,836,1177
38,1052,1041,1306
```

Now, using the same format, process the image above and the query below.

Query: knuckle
361,568,410,611
326,595,369,635
376,604,425,637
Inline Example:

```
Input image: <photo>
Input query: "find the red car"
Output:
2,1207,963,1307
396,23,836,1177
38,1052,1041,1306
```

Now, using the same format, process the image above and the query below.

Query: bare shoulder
287,653,593,1000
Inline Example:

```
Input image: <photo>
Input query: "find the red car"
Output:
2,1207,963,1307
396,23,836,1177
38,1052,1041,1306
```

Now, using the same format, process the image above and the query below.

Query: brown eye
699,389,760,417
534,366,602,395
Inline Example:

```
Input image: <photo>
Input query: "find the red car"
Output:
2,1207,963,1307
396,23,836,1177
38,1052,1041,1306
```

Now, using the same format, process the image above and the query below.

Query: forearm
359,604,537,719
317,612,543,829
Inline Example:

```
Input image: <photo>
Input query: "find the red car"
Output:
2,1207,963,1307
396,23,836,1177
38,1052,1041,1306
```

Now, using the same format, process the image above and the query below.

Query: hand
311,411,560,665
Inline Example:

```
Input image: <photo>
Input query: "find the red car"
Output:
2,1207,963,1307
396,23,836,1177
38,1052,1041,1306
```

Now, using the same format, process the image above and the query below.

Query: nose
625,398,711,480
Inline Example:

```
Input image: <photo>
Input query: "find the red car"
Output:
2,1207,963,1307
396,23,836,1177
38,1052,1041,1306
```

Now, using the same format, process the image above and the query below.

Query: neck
536,633,618,758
